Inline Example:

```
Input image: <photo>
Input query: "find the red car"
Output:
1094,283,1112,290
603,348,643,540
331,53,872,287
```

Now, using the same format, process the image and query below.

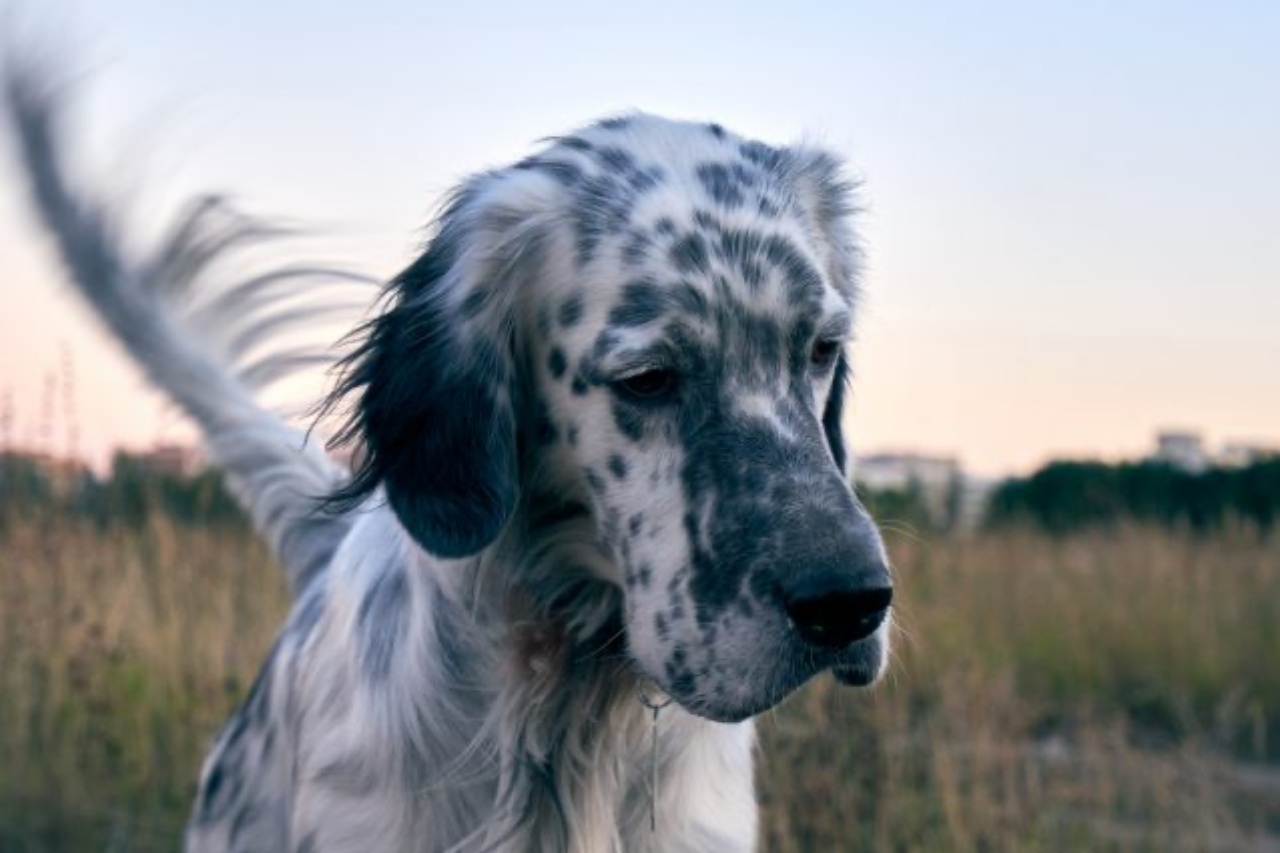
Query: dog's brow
592,338,676,377
817,310,853,340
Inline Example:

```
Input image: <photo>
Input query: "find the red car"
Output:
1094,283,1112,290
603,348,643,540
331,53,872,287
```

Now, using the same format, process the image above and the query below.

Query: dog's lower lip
832,665,877,686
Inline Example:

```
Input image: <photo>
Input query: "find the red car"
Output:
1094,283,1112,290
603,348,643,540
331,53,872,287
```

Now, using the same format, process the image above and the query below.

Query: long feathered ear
326,175,553,558
788,146,860,477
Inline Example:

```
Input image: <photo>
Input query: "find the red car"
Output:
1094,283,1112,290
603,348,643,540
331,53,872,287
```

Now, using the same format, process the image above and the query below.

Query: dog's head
331,115,891,722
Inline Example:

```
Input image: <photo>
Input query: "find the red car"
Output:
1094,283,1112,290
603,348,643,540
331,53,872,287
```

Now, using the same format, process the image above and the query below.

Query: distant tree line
987,458,1280,532
6,450,1278,534
0,451,245,528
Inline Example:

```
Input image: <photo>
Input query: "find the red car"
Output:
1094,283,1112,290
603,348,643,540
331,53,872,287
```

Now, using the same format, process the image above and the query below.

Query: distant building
856,452,958,493
855,452,962,527
1153,431,1208,473
1149,431,1276,472
955,476,998,531
1218,441,1278,468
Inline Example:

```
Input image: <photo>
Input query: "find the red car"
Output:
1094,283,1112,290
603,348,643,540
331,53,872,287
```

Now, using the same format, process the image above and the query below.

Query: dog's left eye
612,368,678,400
810,339,841,369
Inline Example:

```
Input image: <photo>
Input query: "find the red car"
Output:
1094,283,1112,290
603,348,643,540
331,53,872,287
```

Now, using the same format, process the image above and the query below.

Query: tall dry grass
0,518,287,850
1,517,1277,850
760,524,1280,851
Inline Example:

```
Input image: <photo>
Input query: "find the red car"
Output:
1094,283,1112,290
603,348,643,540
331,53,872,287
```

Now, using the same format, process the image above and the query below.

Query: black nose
783,576,893,649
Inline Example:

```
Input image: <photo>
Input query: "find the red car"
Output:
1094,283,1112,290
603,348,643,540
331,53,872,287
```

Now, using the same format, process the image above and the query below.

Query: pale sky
1,1,1277,476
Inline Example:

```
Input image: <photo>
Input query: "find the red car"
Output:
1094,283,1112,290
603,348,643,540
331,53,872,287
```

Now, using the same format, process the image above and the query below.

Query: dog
6,62,893,852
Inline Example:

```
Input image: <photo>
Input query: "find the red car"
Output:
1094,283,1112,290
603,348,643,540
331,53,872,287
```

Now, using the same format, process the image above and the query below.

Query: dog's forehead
525,114,852,353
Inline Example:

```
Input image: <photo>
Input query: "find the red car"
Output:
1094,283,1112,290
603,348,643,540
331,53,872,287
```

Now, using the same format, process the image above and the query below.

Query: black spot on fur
542,160,583,186
200,763,229,822
623,230,653,266
514,156,583,187
586,468,606,494
740,140,783,170
670,281,710,319
608,454,629,480
574,174,632,264
693,209,719,232
559,136,593,153
708,122,726,140
670,233,710,274
696,163,746,208
596,146,635,172
758,195,782,218
548,347,567,379
610,399,646,442
599,116,631,130
763,235,824,301
197,709,252,825
654,217,677,237
558,293,585,327
533,408,558,447
665,646,696,696
571,371,590,396
608,278,669,327
628,166,663,193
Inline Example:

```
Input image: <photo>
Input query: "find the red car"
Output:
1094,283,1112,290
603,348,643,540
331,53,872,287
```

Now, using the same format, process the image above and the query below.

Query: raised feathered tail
4,59,375,596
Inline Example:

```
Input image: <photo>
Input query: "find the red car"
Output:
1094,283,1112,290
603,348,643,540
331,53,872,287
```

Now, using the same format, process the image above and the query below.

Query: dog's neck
410,509,652,851
468,514,650,845
335,508,755,852
393,492,755,852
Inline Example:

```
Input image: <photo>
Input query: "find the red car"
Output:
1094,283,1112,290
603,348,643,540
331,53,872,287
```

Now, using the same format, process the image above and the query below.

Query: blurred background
1,1,1277,850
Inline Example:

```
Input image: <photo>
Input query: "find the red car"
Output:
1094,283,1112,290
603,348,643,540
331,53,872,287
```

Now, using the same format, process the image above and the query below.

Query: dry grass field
1,516,1277,851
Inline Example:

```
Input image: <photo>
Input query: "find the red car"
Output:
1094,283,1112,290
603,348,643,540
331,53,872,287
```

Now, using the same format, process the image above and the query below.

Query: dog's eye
810,339,841,369
613,369,677,400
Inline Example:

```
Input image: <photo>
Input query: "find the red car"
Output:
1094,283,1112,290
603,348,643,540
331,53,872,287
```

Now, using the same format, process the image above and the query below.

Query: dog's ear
821,350,851,473
327,176,554,558
785,147,860,476
783,146,861,298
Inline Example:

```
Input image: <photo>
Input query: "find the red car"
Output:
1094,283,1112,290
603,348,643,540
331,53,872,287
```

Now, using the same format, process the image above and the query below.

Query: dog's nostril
783,581,892,650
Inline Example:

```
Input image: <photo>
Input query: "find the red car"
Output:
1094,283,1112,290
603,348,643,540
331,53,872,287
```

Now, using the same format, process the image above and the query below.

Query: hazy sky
1,1,1277,476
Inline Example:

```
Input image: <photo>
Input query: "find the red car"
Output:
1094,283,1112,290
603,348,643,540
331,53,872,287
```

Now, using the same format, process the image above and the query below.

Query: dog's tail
4,61,375,596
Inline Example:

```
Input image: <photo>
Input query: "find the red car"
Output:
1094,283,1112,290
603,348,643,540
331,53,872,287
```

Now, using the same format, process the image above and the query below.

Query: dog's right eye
612,369,677,400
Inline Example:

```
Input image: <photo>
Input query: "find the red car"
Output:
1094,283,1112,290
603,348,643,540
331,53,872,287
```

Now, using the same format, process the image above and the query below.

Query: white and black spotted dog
7,63,892,852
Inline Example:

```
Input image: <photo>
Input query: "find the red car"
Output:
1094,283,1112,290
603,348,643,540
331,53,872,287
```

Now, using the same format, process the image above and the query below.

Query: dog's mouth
656,629,889,723
831,662,880,687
